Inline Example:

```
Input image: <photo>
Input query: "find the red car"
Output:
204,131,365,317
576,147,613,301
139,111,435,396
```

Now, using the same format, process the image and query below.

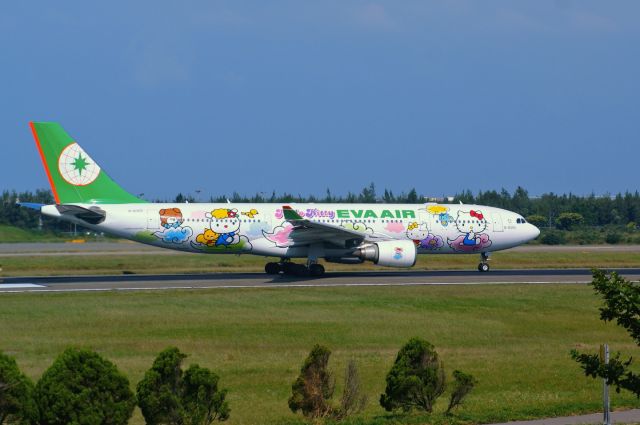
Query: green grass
0,224,70,243
1,250,639,276
0,284,637,424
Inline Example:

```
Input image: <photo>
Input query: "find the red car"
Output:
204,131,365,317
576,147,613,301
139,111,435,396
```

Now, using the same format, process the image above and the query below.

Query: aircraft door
491,213,504,232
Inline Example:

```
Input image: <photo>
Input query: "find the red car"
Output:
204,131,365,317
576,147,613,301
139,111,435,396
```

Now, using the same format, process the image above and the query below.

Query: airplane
22,122,540,277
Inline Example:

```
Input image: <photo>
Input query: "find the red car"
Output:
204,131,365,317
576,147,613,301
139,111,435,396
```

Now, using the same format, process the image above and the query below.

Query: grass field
0,284,638,424
1,250,640,276
0,224,71,243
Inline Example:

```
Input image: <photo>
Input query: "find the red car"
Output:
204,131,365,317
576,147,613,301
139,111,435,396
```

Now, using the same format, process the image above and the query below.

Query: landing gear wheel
309,264,325,277
282,263,309,276
478,263,490,272
265,262,281,275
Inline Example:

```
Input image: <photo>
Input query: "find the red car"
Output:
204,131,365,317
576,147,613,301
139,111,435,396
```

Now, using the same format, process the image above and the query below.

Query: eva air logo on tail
58,143,101,186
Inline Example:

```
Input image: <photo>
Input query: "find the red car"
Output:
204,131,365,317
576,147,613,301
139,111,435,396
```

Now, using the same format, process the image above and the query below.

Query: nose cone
527,223,540,241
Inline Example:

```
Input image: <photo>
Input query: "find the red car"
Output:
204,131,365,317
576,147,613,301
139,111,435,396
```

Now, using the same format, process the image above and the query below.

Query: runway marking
0,283,46,289
0,280,593,293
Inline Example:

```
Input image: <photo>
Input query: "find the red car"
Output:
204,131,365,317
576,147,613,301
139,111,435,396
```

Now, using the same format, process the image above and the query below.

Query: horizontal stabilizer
56,204,106,225
18,202,45,211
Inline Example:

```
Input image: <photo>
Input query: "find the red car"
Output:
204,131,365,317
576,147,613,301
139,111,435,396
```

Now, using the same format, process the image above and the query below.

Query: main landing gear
265,259,325,277
477,252,490,272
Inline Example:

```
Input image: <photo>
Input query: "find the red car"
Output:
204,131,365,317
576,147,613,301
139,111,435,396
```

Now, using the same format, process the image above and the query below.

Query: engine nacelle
353,240,417,268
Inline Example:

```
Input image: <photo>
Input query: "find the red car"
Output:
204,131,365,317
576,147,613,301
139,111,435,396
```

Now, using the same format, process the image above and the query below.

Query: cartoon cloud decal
155,227,193,244
263,222,294,247
448,234,492,252
384,222,405,233
419,234,444,250
341,221,374,234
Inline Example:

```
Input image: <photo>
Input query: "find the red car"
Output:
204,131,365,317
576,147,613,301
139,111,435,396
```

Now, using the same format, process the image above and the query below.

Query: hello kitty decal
406,222,444,251
192,208,252,251
448,210,492,252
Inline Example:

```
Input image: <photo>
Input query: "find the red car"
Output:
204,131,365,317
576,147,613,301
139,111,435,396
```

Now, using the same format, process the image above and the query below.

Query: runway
1,268,639,293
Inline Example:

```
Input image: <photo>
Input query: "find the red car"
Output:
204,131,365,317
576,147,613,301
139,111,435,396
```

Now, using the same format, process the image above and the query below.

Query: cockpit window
522,218,526,223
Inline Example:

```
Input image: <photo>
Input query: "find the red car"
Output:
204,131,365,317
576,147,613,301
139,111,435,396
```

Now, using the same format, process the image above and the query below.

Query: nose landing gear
478,252,490,272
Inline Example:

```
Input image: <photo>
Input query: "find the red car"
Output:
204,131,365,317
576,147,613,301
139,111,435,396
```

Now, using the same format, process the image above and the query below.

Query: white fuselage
42,202,540,260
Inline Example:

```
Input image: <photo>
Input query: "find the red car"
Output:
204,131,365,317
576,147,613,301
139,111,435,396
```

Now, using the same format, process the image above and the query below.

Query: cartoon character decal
195,229,218,246
153,208,193,244
242,209,259,219
427,205,453,227
193,208,252,251
407,221,444,251
406,222,429,245
438,212,453,227
393,247,404,260
448,210,492,252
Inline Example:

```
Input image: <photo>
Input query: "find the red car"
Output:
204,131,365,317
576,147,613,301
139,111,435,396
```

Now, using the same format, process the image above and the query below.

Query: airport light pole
601,344,611,425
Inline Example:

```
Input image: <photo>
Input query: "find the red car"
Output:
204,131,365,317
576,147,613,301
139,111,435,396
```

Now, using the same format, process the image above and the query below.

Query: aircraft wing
281,205,392,248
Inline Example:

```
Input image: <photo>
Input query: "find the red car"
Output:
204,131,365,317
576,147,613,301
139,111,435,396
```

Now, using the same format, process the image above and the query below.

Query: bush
446,370,477,413
556,212,584,230
136,347,229,425
288,345,334,418
605,232,622,244
0,351,37,424
34,348,135,425
540,230,565,245
335,360,367,420
288,346,366,421
380,337,446,413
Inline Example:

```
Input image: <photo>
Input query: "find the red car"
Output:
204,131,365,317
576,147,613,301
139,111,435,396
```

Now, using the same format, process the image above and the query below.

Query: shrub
137,347,229,425
34,348,134,425
288,346,366,421
335,360,367,420
446,370,477,413
288,345,334,418
605,232,622,244
0,351,37,425
380,337,446,413
540,230,565,245
556,212,584,230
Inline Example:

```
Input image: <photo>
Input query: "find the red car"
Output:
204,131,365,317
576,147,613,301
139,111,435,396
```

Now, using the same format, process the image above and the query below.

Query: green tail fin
30,122,145,204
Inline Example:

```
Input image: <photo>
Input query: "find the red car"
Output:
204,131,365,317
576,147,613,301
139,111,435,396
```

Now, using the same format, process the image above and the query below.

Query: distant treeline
2,185,640,233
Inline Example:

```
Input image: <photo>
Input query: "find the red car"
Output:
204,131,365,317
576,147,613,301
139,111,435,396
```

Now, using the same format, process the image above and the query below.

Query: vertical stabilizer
30,122,145,204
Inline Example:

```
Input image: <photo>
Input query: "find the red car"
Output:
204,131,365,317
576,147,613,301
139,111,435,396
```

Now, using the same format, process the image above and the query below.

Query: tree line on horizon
2,185,640,233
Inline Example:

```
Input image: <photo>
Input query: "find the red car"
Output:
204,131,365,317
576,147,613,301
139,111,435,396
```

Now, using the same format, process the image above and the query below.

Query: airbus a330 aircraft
23,122,540,276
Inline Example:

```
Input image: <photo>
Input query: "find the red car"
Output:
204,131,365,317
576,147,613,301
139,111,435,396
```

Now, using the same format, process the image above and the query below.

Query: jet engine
352,240,417,268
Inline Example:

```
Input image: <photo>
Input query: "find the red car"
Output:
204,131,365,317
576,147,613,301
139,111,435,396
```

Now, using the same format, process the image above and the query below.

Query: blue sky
2,1,639,200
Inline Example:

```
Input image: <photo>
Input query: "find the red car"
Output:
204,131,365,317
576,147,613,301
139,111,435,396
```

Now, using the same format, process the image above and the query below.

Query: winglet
282,205,303,220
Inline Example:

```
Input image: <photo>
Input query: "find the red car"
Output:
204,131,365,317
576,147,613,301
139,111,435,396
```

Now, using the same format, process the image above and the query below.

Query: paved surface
490,408,640,425
1,268,639,293
1,242,640,257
